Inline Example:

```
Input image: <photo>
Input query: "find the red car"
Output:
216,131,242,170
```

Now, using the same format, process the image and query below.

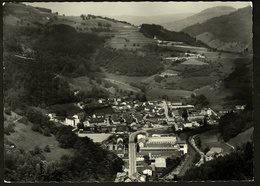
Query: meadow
5,116,74,162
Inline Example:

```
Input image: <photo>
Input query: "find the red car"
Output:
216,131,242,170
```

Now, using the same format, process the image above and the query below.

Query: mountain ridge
162,6,236,32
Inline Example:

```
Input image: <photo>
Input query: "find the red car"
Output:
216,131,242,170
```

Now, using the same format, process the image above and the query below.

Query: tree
143,155,151,165
182,109,188,121
204,147,210,154
44,145,51,152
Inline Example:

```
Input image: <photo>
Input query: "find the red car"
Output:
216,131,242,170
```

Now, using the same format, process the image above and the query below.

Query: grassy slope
227,127,254,148
199,129,232,154
5,120,74,162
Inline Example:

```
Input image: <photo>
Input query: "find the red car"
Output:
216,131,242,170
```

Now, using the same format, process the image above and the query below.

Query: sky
24,1,251,17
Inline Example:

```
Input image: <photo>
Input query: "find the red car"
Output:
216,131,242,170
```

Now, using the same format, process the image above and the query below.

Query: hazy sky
24,2,251,17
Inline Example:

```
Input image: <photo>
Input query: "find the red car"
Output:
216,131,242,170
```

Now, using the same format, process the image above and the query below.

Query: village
44,96,245,182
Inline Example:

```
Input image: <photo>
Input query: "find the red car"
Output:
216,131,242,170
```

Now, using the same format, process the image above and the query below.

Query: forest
139,24,208,47
92,48,164,76
179,141,253,181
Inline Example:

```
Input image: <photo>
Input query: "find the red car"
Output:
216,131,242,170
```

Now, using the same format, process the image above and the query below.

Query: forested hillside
162,6,236,32
92,48,164,76
182,6,252,44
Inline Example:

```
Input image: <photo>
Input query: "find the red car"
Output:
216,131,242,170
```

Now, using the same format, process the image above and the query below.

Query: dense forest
139,24,208,47
180,141,253,180
182,6,252,43
92,48,164,76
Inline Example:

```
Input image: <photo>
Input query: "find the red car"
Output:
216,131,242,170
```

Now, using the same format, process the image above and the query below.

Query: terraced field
106,25,155,50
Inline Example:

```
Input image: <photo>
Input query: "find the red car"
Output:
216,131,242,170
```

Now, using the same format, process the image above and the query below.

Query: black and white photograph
3,1,254,183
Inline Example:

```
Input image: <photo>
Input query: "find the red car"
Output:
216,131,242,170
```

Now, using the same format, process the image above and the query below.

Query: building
176,141,188,154
137,166,153,176
155,157,166,168
147,136,177,144
65,115,80,127
205,147,223,161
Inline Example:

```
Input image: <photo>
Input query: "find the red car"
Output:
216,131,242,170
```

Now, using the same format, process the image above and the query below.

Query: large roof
181,58,209,65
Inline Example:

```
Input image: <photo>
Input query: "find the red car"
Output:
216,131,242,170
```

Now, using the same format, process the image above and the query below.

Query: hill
162,6,236,32
108,13,194,26
139,24,207,47
182,6,252,52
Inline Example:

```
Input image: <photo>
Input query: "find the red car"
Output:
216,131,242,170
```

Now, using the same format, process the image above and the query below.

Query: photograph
3,1,253,182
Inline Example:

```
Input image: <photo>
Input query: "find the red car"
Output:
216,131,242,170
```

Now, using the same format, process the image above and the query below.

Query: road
161,100,178,131
189,135,205,167
128,127,164,177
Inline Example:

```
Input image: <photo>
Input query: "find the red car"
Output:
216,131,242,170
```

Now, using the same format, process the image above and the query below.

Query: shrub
43,127,51,137
4,127,10,135
31,124,41,132
7,123,15,133
34,146,42,155
4,108,11,115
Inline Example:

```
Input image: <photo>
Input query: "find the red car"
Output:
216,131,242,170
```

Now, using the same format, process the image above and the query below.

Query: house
205,147,223,161
183,122,193,128
137,166,153,176
159,70,179,77
155,157,166,168
47,113,56,121
176,140,188,154
235,105,246,110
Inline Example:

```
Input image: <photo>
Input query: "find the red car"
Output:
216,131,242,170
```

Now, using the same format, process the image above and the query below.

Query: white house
141,166,153,176
65,115,80,127
177,141,188,154
183,122,193,128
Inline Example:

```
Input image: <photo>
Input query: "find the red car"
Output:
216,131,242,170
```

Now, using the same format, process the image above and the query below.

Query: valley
3,2,253,183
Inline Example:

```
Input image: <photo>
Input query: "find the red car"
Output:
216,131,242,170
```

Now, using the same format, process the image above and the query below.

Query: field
146,88,194,100
198,129,232,154
106,25,155,50
227,127,253,148
5,120,74,162
181,59,209,66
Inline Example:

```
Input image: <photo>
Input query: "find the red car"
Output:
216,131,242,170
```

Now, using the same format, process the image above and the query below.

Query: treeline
180,141,253,181
92,48,164,76
139,24,207,47
219,109,253,142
